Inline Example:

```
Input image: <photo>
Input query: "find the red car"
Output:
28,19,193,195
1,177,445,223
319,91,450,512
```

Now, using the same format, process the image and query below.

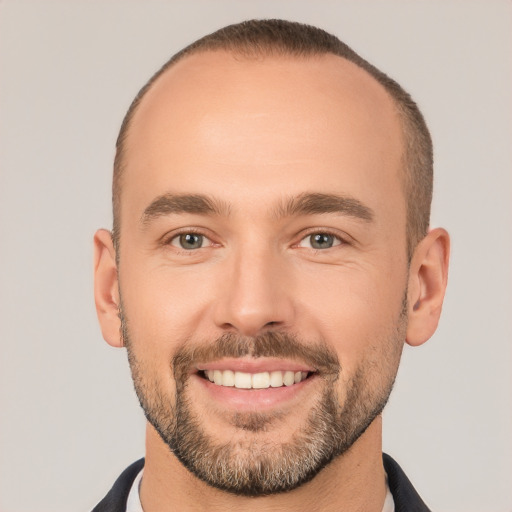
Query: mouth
191,359,318,411
199,369,313,389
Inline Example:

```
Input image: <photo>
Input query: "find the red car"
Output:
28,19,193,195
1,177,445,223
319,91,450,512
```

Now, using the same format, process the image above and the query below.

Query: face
117,52,409,495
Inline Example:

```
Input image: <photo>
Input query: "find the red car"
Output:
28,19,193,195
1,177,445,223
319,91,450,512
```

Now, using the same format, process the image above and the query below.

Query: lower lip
192,373,317,411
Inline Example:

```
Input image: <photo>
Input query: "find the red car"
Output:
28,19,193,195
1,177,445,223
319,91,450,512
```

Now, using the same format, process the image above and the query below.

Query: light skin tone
94,51,449,512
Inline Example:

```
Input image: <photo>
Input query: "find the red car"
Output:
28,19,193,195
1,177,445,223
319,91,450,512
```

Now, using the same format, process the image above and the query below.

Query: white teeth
222,369,235,387
283,371,295,386
269,371,283,387
252,372,270,389
204,369,310,388
234,371,252,389
213,370,223,385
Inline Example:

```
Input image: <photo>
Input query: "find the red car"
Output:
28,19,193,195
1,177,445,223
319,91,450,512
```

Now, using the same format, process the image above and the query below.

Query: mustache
172,331,340,383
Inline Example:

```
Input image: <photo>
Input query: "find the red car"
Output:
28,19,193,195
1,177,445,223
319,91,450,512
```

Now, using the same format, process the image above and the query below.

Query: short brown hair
112,19,432,259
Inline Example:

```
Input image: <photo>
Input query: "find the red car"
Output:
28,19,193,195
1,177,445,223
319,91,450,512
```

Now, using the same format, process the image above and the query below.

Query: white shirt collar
125,468,143,512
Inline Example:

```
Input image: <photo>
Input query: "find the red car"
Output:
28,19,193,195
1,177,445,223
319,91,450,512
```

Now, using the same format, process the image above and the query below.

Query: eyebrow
141,193,230,225
140,191,374,225
272,192,374,222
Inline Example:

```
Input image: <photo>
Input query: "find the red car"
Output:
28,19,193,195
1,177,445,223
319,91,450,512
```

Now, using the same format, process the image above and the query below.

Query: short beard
122,313,406,496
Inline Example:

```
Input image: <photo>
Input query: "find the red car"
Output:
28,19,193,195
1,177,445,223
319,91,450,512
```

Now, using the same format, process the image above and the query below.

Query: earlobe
406,228,450,347
93,229,123,348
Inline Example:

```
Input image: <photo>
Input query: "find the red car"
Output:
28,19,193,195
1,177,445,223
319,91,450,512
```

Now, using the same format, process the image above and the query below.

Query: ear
406,228,450,346
93,229,123,348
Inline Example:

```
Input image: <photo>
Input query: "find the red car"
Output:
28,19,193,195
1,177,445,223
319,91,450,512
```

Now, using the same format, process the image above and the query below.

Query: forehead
121,50,405,226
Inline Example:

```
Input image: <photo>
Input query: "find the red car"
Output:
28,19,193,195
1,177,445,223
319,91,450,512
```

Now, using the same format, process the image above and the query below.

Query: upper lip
195,357,316,374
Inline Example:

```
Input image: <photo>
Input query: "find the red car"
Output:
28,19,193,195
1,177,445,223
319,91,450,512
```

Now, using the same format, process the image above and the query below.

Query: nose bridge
214,238,294,336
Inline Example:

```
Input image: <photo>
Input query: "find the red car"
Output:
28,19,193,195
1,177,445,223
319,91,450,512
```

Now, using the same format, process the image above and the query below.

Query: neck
140,417,387,512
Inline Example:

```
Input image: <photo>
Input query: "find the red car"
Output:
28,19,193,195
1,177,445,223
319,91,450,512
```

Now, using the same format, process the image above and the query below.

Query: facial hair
122,310,406,497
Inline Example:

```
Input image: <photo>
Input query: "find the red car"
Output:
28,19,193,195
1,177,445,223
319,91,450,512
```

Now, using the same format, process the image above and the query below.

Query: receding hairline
121,49,402,156
112,19,433,259
114,50,413,219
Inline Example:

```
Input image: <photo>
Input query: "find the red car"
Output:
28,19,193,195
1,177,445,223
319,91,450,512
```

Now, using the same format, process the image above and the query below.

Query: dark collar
383,453,431,512
91,458,144,512
92,454,431,511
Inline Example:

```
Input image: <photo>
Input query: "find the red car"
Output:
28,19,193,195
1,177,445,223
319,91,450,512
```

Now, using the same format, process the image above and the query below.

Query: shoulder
91,459,145,512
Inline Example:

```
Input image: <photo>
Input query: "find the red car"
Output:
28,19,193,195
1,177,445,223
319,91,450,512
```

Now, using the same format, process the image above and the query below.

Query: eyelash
162,228,347,253
162,228,215,251
294,229,346,250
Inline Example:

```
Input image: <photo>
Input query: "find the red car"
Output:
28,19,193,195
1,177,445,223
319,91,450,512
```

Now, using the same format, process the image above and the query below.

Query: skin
94,51,449,512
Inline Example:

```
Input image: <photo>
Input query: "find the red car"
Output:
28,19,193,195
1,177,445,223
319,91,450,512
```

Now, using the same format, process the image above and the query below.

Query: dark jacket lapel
383,453,432,512
91,458,145,512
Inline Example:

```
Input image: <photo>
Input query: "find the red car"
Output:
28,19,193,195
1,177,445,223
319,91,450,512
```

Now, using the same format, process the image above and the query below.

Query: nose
213,245,295,337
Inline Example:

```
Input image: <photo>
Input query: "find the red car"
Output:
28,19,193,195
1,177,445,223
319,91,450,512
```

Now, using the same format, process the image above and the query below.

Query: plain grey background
1,1,511,511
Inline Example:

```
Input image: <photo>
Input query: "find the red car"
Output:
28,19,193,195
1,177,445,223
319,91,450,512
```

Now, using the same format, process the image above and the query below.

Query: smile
202,369,311,389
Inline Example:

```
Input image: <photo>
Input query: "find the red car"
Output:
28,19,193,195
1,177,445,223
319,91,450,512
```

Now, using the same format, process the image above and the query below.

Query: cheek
119,259,216,343
294,261,406,368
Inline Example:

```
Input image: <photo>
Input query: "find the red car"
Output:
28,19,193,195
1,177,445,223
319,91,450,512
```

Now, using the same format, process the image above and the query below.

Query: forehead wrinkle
140,193,231,226
271,192,375,222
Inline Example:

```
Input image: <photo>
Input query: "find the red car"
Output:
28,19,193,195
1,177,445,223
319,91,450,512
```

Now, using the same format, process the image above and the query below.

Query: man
92,19,449,512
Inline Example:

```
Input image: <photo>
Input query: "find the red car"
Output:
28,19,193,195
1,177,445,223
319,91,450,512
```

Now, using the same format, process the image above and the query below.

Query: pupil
311,233,333,249
180,233,202,249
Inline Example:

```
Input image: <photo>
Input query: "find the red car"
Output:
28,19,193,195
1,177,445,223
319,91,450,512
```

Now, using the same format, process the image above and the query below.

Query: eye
299,232,342,250
170,233,209,250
